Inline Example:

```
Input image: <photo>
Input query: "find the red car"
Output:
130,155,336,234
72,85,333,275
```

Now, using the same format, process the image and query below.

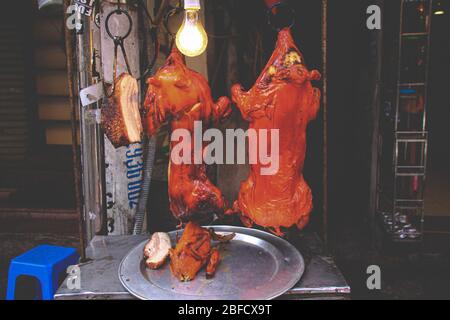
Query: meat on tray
143,222,235,282
169,222,234,282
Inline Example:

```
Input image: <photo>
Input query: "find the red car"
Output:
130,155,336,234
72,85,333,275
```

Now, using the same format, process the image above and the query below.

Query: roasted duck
102,73,143,148
231,28,321,237
169,222,234,282
143,48,231,223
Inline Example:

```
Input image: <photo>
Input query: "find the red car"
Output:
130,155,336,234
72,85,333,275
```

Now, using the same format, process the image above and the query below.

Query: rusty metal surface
55,231,350,300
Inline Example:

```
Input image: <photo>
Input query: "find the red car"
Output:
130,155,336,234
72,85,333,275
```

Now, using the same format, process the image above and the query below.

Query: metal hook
135,0,161,81
163,5,182,39
137,26,160,81
162,5,183,55
105,8,133,41
104,7,134,97
267,2,296,32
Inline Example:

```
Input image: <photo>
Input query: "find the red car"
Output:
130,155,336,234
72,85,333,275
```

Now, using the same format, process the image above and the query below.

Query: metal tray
119,226,305,300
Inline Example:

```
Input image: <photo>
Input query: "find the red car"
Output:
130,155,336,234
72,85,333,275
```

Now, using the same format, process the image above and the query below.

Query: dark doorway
0,2,77,229
424,0,450,231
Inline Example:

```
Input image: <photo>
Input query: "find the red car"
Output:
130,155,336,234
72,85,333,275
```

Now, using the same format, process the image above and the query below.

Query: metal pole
321,0,328,247
75,5,107,243
63,0,86,261
369,0,385,248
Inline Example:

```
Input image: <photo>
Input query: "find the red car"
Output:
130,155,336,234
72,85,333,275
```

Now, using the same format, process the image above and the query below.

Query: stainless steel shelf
375,0,433,242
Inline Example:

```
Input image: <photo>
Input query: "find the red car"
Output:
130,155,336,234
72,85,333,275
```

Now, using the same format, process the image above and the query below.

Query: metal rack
377,0,434,242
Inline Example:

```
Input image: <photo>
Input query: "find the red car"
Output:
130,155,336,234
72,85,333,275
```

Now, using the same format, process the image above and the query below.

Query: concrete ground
332,216,450,300
1,216,450,300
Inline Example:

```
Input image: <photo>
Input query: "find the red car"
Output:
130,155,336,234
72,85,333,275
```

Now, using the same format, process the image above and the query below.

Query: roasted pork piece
102,73,143,148
230,28,321,237
143,232,172,269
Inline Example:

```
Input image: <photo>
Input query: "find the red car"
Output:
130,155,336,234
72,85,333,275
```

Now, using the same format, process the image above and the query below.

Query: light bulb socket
184,0,201,10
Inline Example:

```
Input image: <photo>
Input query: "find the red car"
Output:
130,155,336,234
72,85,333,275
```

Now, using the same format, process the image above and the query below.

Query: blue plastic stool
6,245,79,300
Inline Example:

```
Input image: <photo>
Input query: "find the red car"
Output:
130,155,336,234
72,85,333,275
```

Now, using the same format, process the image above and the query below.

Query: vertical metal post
369,0,384,247
321,0,328,247
422,0,434,132
391,0,407,231
75,6,106,243
64,0,86,261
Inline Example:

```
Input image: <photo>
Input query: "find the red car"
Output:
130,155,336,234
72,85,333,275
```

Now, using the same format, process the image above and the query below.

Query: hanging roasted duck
143,47,231,223
230,28,321,237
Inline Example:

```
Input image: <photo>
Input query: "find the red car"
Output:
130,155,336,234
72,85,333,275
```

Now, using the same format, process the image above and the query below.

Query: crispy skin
102,73,142,148
143,48,231,222
169,222,212,282
169,222,234,282
231,28,321,237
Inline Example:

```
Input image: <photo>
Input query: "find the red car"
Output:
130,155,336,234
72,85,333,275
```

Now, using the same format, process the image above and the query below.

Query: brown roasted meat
143,48,231,223
230,28,321,237
102,73,143,148
169,222,234,282
169,222,212,282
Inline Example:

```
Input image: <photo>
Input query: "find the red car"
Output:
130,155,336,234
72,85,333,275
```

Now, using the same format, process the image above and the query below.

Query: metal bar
75,7,107,243
394,0,404,133
64,0,86,261
321,0,328,247
422,0,434,132
391,0,405,224
401,32,428,37
370,0,385,244
398,82,426,86
397,166,426,169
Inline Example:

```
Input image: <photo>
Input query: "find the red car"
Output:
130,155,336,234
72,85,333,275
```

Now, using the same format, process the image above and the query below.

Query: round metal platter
119,226,305,300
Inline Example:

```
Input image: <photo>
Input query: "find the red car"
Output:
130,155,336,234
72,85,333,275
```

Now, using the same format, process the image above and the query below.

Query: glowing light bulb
175,1,208,57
